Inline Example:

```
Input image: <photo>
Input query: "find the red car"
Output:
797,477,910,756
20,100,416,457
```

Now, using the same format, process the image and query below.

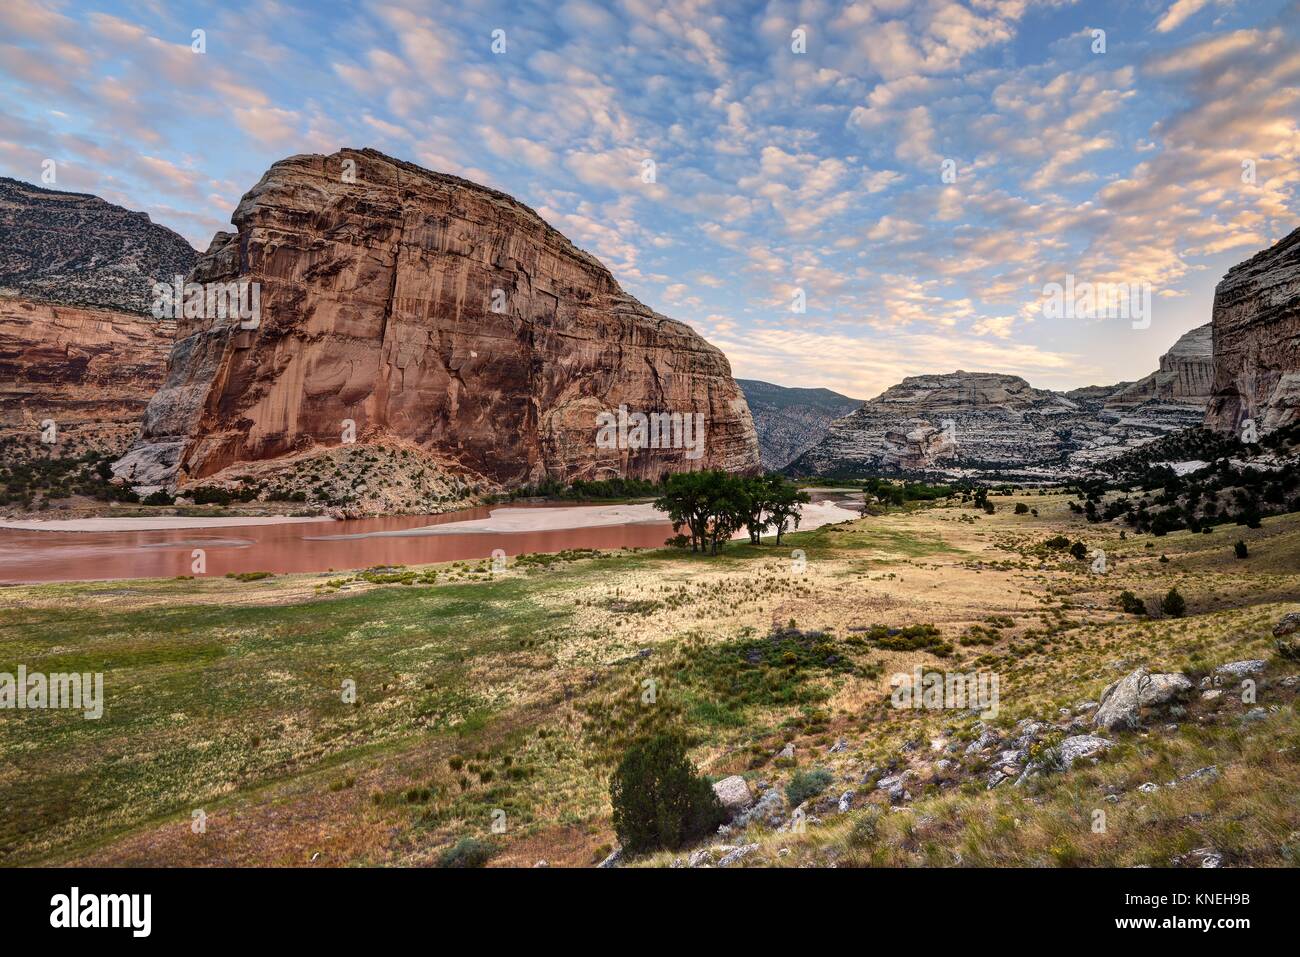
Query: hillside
737,379,862,470
0,176,196,314
3,490,1296,868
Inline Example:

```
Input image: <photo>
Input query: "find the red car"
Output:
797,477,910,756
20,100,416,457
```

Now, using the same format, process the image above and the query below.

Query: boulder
1274,612,1300,638
1058,734,1113,768
1215,660,1267,678
1094,668,1149,730
711,775,753,818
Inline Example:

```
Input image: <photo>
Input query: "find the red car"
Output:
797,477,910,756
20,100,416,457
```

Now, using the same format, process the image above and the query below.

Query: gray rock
1094,668,1150,730
965,729,1001,754
1182,765,1220,783
1201,689,1222,701
1273,612,1300,637
717,843,758,867
712,775,754,818
1216,660,1266,678
774,743,795,761
1137,782,1159,793
597,846,623,868
1140,673,1194,706
1242,707,1268,722
837,790,855,814
827,737,848,754
1059,734,1114,768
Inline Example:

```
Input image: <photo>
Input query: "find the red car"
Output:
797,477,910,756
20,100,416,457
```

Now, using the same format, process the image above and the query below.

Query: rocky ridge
788,326,1215,481
736,378,862,470
0,176,197,315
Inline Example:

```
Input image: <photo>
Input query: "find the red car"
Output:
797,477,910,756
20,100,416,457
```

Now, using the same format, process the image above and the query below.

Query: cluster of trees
653,471,811,554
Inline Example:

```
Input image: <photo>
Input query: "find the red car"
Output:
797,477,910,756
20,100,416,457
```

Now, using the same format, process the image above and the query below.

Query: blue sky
2,0,1297,397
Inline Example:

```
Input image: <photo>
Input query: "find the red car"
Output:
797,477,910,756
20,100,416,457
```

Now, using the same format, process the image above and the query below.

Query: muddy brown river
0,506,677,584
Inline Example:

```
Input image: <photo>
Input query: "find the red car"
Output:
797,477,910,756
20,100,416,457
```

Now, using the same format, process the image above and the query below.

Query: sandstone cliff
1106,323,1214,407
114,149,758,493
0,176,196,315
0,296,174,456
1205,227,1300,436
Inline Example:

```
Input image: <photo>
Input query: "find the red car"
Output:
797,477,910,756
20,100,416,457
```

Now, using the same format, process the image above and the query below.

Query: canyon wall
114,149,758,491
0,296,174,454
1205,227,1300,436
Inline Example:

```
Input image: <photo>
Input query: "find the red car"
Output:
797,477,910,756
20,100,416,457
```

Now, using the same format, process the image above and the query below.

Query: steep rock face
1205,227,1300,436
115,149,758,490
0,177,197,314
0,296,174,454
737,379,861,470
1107,323,1213,407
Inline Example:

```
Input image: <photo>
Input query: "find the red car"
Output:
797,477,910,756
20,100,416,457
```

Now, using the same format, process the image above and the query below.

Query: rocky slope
0,177,197,314
114,149,758,495
788,325,1215,481
1205,227,1300,436
737,379,861,470
0,296,174,460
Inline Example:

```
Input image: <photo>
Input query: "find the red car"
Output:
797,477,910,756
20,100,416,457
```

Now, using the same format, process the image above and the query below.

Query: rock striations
789,324,1216,481
0,297,174,454
114,148,759,492
1205,227,1300,436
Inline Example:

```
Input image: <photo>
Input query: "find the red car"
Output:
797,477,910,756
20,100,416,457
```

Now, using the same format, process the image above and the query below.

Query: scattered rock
1173,847,1223,868
1137,782,1159,793
712,775,754,818
1058,734,1114,768
774,743,795,761
837,790,855,814
1201,689,1222,701
827,737,848,754
1216,660,1267,678
1140,673,1194,706
1273,612,1300,638
1181,765,1220,783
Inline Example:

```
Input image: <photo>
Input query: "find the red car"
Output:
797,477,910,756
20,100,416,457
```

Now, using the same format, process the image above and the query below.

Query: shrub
1234,540,1249,559
1044,535,1071,550
1161,588,1187,618
785,767,834,807
1117,590,1147,616
1014,502,1029,514
610,734,726,856
437,836,494,868
846,808,881,848
1069,541,1088,561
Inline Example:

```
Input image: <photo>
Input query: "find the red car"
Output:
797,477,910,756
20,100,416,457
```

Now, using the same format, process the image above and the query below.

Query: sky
2,0,1298,399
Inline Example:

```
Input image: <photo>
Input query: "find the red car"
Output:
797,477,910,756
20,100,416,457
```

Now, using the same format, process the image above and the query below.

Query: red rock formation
0,295,173,452
1205,227,1300,435
115,149,758,491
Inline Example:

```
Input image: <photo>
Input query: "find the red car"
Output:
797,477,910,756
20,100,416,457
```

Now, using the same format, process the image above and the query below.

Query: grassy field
1,491,1297,867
